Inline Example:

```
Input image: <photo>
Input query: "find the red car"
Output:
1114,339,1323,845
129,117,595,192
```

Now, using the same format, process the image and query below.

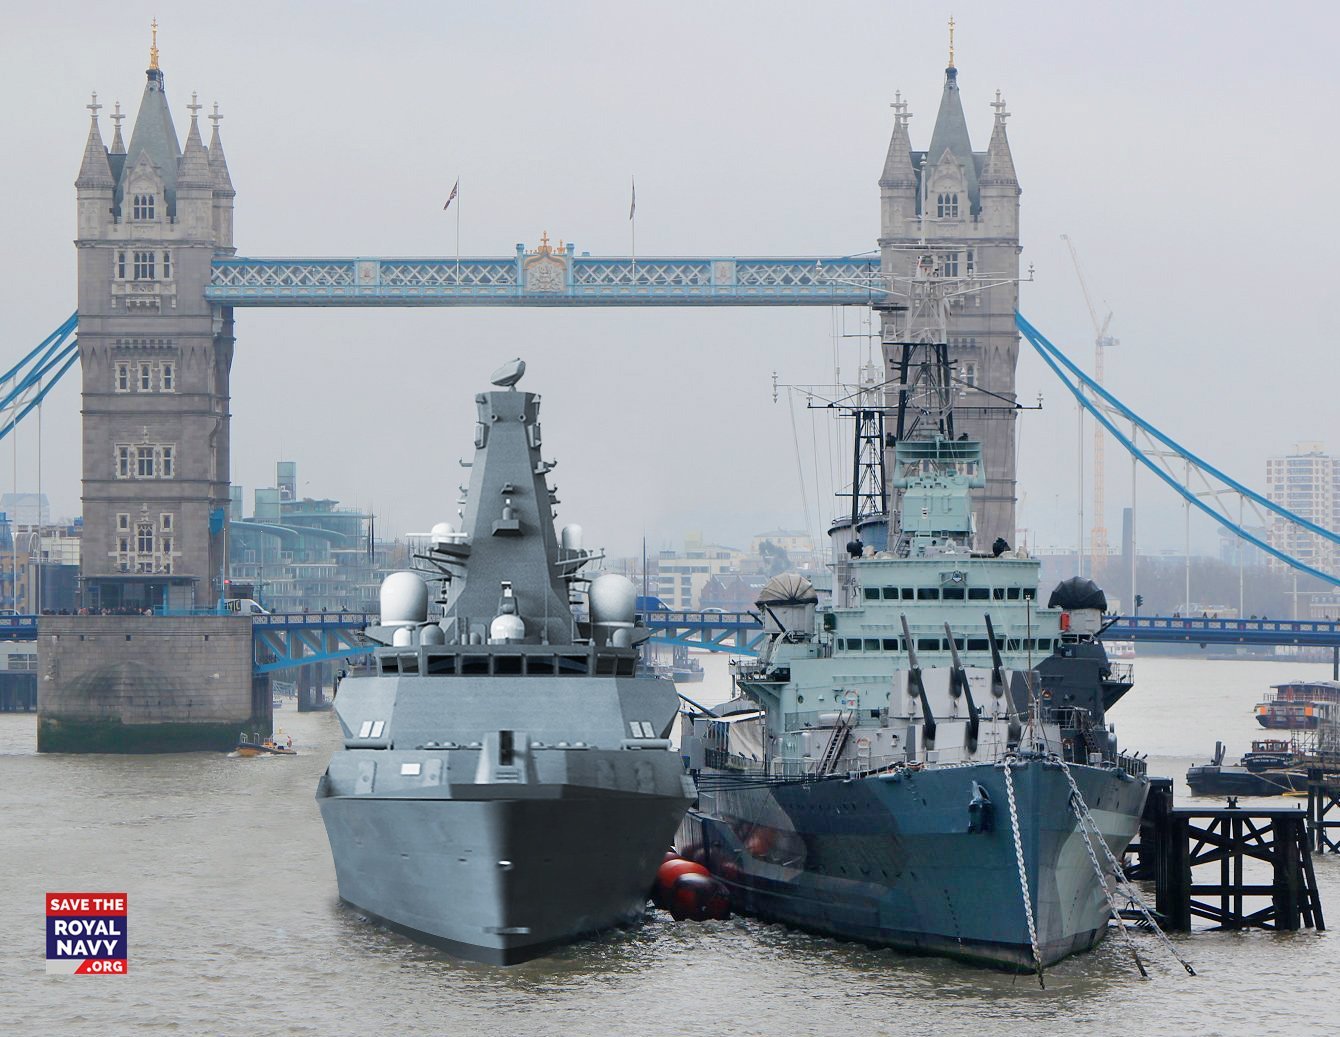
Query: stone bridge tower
878,44,1022,545
73,33,235,610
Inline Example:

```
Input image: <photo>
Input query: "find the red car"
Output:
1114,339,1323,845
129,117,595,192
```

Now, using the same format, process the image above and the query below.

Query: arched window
137,524,155,555
938,192,959,218
936,193,946,218
132,194,156,221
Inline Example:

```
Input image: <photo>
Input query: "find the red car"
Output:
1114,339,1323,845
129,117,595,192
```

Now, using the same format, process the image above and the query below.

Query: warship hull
319,779,688,964
681,758,1147,970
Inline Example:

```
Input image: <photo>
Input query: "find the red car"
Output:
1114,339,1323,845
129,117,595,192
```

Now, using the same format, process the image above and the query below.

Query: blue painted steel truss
0,313,79,441
206,250,886,307
250,612,374,674
1017,312,1340,588
641,610,768,656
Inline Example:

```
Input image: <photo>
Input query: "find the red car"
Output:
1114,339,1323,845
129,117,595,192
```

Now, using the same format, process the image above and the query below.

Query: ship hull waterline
319,784,689,965
680,758,1148,971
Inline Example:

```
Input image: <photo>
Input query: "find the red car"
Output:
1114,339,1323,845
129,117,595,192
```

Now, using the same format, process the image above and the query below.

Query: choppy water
3,655,1336,1037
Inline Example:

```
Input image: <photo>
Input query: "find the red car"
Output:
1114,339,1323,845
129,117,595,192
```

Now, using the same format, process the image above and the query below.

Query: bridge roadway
1,612,1334,674
205,253,886,307
0,613,376,676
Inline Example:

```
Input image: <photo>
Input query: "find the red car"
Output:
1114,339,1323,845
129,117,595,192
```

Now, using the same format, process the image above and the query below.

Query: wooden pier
1127,782,1324,932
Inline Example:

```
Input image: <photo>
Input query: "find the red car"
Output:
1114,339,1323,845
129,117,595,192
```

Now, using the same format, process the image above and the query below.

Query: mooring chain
1055,756,1197,977
1002,757,1046,987
1065,781,1148,977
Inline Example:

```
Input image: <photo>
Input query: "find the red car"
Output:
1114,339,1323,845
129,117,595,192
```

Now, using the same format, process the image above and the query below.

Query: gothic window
161,537,173,557
136,446,155,478
161,252,172,280
137,525,154,556
161,363,174,391
116,446,131,478
159,446,174,478
941,252,960,277
160,513,173,531
139,363,153,391
966,249,975,276
936,192,959,218
117,513,130,532
133,251,155,280
116,252,126,279
132,194,155,221
961,361,979,387
115,363,130,392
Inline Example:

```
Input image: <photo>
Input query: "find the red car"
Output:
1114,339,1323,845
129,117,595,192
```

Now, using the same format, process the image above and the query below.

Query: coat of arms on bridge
522,233,570,293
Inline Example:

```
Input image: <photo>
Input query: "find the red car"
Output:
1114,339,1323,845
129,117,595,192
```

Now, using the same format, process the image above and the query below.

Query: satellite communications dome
380,571,429,627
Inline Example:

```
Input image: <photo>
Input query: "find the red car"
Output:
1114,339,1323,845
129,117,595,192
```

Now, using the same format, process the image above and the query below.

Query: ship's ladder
815,710,855,776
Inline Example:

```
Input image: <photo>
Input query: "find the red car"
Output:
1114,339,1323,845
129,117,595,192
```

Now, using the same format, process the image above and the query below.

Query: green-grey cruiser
318,360,693,964
679,272,1149,971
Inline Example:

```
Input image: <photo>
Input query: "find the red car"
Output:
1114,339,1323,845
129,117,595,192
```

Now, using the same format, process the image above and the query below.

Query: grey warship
317,360,693,964
678,268,1150,972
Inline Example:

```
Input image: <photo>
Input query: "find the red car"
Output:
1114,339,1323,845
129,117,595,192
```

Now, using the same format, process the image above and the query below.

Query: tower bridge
24,30,1334,750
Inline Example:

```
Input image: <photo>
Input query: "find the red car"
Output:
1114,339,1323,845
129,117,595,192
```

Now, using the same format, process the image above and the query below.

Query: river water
3,654,1336,1037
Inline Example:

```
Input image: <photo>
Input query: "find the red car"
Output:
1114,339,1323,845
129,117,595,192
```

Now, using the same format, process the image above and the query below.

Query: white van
225,598,270,616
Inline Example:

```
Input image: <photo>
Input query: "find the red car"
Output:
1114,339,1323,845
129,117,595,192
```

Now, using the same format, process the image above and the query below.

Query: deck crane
1061,235,1118,577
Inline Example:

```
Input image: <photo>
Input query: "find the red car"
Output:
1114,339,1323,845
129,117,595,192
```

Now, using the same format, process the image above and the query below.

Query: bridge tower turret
73,32,235,612
877,29,1022,547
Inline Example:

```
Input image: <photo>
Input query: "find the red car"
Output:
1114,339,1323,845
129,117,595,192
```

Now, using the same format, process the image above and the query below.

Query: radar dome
429,522,454,546
589,574,637,627
1047,577,1108,612
489,613,526,642
756,573,819,607
420,624,446,645
561,524,584,551
380,571,429,627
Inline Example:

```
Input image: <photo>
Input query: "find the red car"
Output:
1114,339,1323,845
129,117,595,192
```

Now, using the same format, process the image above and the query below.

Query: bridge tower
878,37,1022,545
73,33,235,611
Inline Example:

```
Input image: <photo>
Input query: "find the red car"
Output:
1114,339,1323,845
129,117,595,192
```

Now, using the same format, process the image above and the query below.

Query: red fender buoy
655,858,709,908
669,872,715,921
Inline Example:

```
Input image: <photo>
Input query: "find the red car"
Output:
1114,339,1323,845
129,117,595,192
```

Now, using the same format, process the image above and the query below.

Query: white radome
380,571,429,627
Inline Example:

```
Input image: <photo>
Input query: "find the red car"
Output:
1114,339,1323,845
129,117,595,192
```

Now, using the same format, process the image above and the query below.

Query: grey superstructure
317,362,693,964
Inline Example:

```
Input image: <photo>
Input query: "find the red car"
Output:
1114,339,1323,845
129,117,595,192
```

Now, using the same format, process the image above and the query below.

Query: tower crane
1060,235,1118,576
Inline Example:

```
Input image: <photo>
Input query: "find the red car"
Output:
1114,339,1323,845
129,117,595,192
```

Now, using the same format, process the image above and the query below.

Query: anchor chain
1066,778,1149,978
1002,757,1045,987
1055,756,1197,977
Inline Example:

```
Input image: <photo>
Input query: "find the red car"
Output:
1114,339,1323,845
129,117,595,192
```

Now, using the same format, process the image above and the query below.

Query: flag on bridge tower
629,176,636,220
443,178,460,211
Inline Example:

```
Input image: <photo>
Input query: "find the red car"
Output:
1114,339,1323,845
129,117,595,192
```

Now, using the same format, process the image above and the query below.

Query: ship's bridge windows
967,637,990,651
557,654,588,676
917,637,940,651
399,655,419,675
378,657,397,674
916,588,940,601
461,655,490,675
426,654,456,676
881,587,898,600
1023,588,1037,601
968,587,990,601
1007,638,1022,651
1038,638,1053,650
596,656,619,676
525,655,556,675
992,588,1006,600
1006,588,1022,600
942,587,965,601
863,587,880,601
836,638,846,650
882,638,900,651
495,655,523,676
864,639,880,651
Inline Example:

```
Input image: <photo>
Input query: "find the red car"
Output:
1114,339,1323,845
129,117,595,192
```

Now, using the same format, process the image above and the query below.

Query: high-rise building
878,46,1021,544
1265,443,1339,576
73,34,236,611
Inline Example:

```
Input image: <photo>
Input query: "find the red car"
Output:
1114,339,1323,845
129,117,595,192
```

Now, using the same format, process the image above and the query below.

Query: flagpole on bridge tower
629,175,637,283
444,177,461,283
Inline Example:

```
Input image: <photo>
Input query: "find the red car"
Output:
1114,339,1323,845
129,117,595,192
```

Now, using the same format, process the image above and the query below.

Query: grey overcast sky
2,1,1336,559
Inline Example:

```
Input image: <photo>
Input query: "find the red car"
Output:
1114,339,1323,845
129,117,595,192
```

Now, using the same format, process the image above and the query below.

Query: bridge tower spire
877,36,1023,547
74,38,235,612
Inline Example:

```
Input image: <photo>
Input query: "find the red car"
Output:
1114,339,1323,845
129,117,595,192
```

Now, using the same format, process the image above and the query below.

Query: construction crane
1061,235,1118,577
